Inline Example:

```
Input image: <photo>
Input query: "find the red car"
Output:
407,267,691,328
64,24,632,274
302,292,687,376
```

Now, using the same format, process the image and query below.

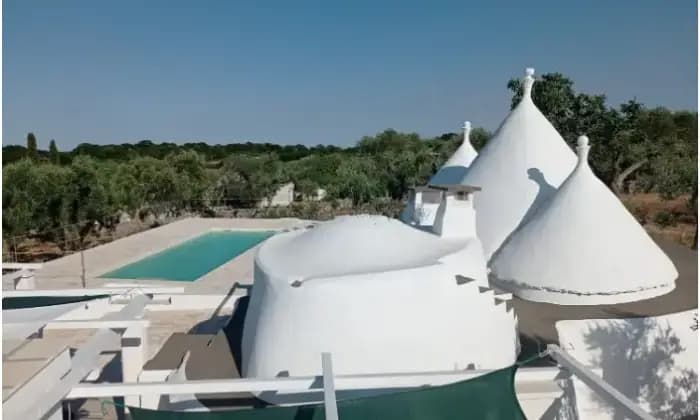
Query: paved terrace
5,218,696,418
515,235,698,357
31,217,310,294
4,218,308,418
3,308,232,420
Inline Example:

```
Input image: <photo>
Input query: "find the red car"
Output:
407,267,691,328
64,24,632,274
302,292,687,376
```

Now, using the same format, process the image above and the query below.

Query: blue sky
3,0,697,149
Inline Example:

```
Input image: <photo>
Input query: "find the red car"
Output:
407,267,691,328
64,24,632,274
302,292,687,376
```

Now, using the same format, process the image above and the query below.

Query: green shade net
128,364,526,420
2,294,109,309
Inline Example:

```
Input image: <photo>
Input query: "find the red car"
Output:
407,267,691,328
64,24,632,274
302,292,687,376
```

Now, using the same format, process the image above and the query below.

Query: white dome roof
243,213,516,402
460,68,577,259
256,215,469,280
490,136,678,305
430,121,478,185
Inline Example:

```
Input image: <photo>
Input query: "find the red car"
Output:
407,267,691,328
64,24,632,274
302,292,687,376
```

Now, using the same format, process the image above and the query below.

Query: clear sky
3,0,697,149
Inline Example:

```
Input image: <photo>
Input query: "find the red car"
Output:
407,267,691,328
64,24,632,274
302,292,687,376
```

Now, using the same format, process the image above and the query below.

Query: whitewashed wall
242,241,517,404
556,310,698,420
259,182,295,207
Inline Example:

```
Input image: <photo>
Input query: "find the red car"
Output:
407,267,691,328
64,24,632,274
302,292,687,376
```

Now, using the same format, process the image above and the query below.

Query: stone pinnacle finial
577,135,590,165
523,67,535,98
462,121,472,145
577,135,589,148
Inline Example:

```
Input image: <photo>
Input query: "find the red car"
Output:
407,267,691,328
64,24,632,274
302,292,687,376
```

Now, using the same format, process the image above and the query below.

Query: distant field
3,193,696,263
621,193,696,248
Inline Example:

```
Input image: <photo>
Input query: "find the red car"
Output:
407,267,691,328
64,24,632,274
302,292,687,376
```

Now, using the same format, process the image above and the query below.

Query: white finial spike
576,135,590,166
577,135,589,148
523,67,535,98
462,121,472,144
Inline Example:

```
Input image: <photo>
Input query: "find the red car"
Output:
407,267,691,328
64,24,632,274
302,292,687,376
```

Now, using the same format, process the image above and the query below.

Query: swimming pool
101,230,274,281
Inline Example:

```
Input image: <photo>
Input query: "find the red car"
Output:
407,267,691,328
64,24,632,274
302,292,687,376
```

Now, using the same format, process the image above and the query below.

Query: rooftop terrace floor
515,235,698,357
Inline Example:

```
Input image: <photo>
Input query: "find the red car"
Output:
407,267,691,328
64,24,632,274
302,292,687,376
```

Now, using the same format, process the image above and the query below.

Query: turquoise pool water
102,230,274,282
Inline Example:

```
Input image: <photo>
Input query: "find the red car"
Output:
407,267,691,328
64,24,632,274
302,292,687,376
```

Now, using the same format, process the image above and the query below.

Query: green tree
2,160,71,240
219,153,286,207
64,155,115,246
286,153,344,189
124,157,180,213
26,133,38,160
470,127,491,151
49,139,60,164
648,110,698,248
165,150,209,204
508,73,653,193
328,156,384,205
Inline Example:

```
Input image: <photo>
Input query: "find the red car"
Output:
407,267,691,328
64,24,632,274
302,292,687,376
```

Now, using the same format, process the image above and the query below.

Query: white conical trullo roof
429,121,478,185
460,68,577,259
490,136,678,305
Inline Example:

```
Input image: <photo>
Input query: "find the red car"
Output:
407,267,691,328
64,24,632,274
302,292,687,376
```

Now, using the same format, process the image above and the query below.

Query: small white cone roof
490,136,678,305
460,68,577,259
430,121,478,185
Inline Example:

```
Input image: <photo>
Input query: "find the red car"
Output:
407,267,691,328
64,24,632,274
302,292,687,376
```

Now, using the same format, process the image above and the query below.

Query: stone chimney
401,186,441,225
430,184,480,238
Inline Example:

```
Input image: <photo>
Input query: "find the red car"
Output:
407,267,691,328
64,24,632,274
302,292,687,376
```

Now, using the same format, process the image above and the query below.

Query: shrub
654,211,678,228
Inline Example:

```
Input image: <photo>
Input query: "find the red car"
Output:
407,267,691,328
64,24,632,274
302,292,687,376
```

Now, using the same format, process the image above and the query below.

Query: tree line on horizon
3,73,697,249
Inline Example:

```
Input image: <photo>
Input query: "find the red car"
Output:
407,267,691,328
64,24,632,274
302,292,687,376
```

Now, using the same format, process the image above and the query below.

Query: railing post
321,353,339,420
15,269,36,290
122,324,147,407
81,250,86,288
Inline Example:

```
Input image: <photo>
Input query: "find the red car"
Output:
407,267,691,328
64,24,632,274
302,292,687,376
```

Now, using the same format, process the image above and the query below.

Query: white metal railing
321,353,339,420
2,286,185,297
2,262,43,271
4,313,653,420
2,267,37,290
64,346,655,420
546,344,655,420
67,364,508,399
2,263,43,290
4,295,153,420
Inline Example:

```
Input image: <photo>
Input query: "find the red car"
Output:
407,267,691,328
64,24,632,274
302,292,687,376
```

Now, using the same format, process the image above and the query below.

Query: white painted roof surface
490,136,677,304
243,217,516,402
555,310,697,419
256,215,469,280
430,121,478,185
460,68,577,259
242,200,521,398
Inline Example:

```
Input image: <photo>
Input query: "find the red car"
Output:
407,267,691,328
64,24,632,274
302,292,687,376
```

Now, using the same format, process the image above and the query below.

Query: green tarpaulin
128,364,526,420
2,294,109,309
